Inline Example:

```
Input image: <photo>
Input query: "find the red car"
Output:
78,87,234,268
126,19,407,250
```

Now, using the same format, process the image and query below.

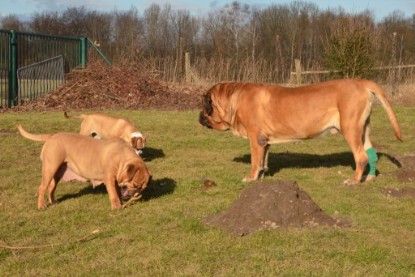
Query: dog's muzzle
199,111,212,128
121,186,131,200
121,185,141,200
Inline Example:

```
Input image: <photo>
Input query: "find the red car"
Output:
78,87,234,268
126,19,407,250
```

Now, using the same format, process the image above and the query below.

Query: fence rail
0,29,110,108
289,58,415,86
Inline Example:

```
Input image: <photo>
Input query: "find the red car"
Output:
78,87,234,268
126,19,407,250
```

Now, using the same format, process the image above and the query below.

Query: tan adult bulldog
199,79,402,184
17,125,152,210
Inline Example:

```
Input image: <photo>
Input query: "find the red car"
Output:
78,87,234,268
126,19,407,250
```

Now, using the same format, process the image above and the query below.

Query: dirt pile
10,62,204,112
390,153,415,183
202,180,351,236
383,187,415,199
383,152,415,199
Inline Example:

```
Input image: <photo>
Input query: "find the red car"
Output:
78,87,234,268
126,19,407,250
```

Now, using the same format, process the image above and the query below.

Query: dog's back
65,112,136,137
65,112,145,153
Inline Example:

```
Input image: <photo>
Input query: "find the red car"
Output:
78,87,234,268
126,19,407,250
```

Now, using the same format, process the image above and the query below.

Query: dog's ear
203,93,213,115
118,163,138,182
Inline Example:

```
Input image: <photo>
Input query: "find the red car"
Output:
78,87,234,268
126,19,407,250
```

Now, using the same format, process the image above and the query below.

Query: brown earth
390,153,415,183
5,62,204,112
383,152,415,199
203,152,415,236
202,180,352,236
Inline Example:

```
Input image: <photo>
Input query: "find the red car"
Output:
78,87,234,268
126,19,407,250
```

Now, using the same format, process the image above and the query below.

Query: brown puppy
199,79,402,184
17,125,152,210
64,112,146,154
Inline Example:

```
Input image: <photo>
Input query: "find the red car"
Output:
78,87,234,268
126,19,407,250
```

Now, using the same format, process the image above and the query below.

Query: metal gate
0,30,110,107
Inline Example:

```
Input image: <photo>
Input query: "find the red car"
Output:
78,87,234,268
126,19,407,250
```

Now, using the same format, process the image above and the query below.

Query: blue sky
1,0,414,21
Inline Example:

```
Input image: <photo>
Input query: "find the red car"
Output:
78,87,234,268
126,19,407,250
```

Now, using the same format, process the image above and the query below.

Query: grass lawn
0,107,414,276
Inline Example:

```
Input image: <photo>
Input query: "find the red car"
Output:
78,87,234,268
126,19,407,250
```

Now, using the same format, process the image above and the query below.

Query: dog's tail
17,125,52,142
64,111,84,120
366,80,402,141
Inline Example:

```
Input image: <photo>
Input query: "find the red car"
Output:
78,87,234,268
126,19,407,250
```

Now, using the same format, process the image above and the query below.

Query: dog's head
130,132,146,154
199,83,236,131
117,158,152,199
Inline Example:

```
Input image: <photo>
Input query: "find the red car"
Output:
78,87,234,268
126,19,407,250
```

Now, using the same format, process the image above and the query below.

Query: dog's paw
111,202,122,210
363,175,376,182
37,203,47,210
343,179,360,186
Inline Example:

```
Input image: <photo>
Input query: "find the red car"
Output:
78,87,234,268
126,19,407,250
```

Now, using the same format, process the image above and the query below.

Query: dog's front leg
262,144,271,174
105,180,122,209
243,136,268,182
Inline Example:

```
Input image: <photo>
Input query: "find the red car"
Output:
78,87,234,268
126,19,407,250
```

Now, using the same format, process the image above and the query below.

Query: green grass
1,107,415,276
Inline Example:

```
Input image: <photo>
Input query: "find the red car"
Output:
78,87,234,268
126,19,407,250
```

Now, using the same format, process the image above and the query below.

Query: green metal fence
0,30,110,108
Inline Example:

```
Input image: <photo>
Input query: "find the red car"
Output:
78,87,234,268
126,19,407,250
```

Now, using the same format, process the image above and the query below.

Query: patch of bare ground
383,152,415,199
202,180,352,236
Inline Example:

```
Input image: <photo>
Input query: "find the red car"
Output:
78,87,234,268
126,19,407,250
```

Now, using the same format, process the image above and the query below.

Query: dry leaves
10,61,203,112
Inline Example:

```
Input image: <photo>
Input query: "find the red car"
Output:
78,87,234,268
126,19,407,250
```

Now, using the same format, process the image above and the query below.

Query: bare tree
61,6,92,35
142,4,175,57
1,15,26,31
30,11,62,34
113,7,143,61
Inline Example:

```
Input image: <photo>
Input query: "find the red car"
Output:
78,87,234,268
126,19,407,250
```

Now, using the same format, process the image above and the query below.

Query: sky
1,0,414,22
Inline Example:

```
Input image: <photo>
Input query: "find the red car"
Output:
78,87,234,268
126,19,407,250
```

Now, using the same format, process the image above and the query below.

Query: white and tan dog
17,125,152,210
199,79,402,184
64,112,146,154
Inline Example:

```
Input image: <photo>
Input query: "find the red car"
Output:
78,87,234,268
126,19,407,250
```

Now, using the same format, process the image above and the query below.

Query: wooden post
391,32,397,96
185,52,191,83
295,59,302,85
177,36,184,82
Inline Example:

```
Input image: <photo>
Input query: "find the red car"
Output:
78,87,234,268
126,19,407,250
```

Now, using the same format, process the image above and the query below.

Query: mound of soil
202,180,351,236
390,153,415,183
383,152,415,199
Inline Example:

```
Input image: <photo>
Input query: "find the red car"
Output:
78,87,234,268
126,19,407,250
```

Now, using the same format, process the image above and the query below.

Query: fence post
8,30,18,107
295,59,302,85
80,37,87,68
391,32,397,96
185,52,191,83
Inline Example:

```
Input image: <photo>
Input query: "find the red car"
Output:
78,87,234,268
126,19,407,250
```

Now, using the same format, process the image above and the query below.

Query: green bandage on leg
366,147,378,176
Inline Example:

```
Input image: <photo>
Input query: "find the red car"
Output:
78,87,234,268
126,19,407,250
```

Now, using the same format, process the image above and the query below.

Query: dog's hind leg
46,163,67,205
363,125,378,181
38,158,65,209
38,172,54,210
341,123,368,185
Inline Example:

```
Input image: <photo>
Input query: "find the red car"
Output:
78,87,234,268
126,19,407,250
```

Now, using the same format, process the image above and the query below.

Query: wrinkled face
199,91,231,131
130,136,146,156
119,161,152,199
